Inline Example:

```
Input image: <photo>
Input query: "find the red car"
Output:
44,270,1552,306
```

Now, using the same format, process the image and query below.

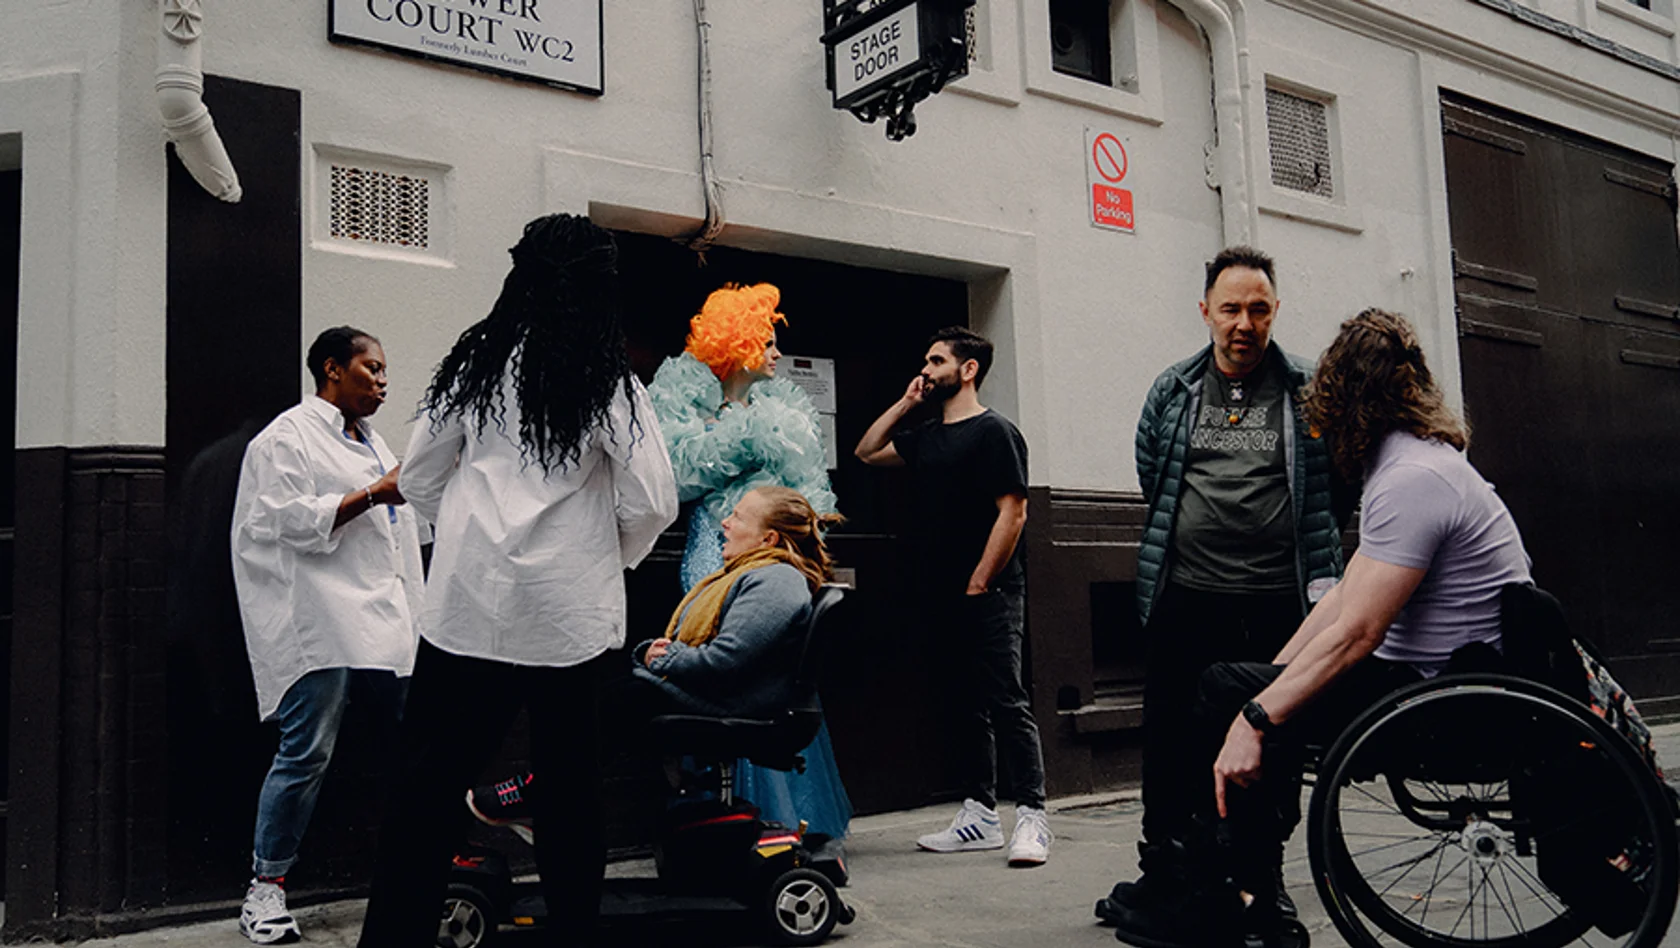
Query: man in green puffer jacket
1098,247,1354,944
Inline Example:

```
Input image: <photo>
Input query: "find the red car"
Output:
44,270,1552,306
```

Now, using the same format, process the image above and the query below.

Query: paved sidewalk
67,722,1680,948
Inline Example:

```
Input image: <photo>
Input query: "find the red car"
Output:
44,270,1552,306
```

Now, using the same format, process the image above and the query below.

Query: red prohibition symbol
1092,133,1128,183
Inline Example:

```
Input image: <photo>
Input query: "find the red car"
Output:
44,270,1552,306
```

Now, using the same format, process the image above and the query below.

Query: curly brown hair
1304,309,1469,480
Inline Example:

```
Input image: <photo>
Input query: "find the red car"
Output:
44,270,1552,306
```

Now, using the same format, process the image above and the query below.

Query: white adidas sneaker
917,798,1005,852
1008,805,1052,866
240,879,301,945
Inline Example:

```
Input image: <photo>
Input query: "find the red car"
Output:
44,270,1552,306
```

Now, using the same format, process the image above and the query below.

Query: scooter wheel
762,867,842,945
437,882,496,948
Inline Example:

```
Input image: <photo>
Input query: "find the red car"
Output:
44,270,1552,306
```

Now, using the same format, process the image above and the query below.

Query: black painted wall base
8,447,169,941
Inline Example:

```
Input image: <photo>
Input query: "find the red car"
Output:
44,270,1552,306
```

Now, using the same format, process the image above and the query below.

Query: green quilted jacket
1133,343,1348,627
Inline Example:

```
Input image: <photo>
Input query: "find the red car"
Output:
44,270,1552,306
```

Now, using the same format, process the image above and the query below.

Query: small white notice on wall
330,0,603,95
783,355,840,469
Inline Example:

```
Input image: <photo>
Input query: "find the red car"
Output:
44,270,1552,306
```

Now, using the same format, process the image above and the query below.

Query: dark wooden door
1442,94,1680,712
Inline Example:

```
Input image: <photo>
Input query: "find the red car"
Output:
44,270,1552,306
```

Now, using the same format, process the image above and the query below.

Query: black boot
1272,863,1297,920
1236,850,1307,948
1238,894,1310,948
1108,879,1245,948
1095,839,1188,924
1111,821,1245,948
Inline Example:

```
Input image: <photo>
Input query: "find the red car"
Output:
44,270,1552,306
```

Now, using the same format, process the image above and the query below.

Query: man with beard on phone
856,326,1051,868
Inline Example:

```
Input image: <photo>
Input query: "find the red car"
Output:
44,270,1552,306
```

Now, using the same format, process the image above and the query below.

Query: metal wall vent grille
328,165,430,249
1266,87,1334,198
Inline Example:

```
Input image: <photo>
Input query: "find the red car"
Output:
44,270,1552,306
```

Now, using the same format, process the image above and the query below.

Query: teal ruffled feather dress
648,354,853,840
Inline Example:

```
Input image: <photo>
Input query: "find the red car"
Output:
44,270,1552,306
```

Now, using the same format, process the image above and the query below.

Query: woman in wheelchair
467,485,843,823
1107,309,1538,948
629,484,843,721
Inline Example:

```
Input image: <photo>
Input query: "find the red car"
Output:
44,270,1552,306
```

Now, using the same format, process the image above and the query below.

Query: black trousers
930,586,1047,811
358,640,613,948
1141,583,1304,845
1189,657,1424,891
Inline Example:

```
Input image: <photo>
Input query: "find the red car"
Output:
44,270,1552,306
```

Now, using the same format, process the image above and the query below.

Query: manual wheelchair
1301,589,1679,948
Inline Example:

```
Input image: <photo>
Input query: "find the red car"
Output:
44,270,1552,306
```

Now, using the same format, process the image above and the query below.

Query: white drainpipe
156,0,242,203
1164,0,1253,246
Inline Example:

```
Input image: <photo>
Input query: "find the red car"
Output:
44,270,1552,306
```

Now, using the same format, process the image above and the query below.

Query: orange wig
684,283,787,380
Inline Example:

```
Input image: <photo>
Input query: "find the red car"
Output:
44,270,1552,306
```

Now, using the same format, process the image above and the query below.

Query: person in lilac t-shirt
1360,429,1531,673
1107,309,1533,948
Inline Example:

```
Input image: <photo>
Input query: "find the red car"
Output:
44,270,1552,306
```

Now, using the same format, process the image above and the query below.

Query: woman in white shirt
357,214,678,948
230,326,424,945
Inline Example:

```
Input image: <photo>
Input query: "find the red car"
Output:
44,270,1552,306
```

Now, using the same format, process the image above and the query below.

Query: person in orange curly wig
684,283,787,391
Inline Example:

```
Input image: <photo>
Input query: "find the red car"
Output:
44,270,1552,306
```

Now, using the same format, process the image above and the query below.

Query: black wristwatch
1241,699,1275,735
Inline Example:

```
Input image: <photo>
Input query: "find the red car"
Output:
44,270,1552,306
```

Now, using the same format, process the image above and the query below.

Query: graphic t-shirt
1169,358,1297,593
893,410,1030,596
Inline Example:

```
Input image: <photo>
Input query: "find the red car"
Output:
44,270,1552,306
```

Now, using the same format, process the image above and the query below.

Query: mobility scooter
440,585,856,947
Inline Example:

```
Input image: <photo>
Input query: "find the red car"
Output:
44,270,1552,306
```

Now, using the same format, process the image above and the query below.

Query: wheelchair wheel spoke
1349,781,1405,815
1355,835,1450,880
1416,780,1454,803
1419,850,1469,928
1499,853,1570,917
1446,846,1491,937
1492,862,1528,935
1374,838,1450,898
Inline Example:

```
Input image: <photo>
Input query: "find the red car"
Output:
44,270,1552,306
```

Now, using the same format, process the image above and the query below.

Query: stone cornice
1268,0,1680,134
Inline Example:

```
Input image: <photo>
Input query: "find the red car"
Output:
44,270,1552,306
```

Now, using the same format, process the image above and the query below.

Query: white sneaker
917,798,1004,852
1008,805,1052,866
240,880,301,945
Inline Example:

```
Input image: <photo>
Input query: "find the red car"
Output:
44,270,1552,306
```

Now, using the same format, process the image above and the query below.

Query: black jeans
1141,583,1304,846
1189,657,1423,891
359,640,613,948
932,586,1047,810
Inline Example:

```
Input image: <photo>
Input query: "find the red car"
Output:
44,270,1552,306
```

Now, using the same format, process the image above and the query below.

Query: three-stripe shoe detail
916,799,1006,853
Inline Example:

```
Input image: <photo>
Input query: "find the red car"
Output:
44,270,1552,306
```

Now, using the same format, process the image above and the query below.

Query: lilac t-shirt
1359,431,1532,674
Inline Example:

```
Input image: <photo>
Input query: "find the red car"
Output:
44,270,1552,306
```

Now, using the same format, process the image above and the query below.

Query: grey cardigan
634,562,813,718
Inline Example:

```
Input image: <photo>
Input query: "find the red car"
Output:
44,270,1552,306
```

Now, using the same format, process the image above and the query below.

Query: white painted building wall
2,0,1677,493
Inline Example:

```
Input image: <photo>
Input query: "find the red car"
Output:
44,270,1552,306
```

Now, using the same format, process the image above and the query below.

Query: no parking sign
1085,128,1135,234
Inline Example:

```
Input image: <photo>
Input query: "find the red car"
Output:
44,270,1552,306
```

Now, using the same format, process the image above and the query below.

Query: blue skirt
681,508,853,838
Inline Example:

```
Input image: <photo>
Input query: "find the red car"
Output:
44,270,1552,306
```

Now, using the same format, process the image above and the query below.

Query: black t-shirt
893,410,1029,595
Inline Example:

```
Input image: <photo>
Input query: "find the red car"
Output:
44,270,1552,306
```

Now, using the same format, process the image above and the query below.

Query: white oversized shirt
231,396,426,720
400,375,678,666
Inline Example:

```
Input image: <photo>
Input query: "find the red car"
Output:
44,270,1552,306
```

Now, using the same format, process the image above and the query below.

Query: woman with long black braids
357,214,677,948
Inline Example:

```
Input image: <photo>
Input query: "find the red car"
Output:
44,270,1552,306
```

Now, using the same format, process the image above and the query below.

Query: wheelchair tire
762,867,841,945
1308,674,1678,948
437,882,496,948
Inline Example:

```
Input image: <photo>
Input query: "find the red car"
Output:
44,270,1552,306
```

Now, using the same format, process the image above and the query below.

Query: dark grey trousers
935,586,1047,811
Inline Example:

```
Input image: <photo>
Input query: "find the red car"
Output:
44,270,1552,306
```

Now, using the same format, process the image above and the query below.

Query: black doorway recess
164,75,312,904
0,165,21,897
612,233,981,813
1441,93,1680,711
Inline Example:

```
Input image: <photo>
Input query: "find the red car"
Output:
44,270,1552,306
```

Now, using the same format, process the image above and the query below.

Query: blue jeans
252,667,406,878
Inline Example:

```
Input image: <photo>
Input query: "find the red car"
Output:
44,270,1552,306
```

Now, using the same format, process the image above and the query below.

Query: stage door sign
1086,128,1135,234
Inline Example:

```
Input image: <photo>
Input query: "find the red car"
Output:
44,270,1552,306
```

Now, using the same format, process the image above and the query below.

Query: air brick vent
1266,87,1334,198
328,164,430,249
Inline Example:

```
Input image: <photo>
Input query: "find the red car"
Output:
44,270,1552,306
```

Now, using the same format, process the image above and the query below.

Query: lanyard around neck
347,424,399,525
